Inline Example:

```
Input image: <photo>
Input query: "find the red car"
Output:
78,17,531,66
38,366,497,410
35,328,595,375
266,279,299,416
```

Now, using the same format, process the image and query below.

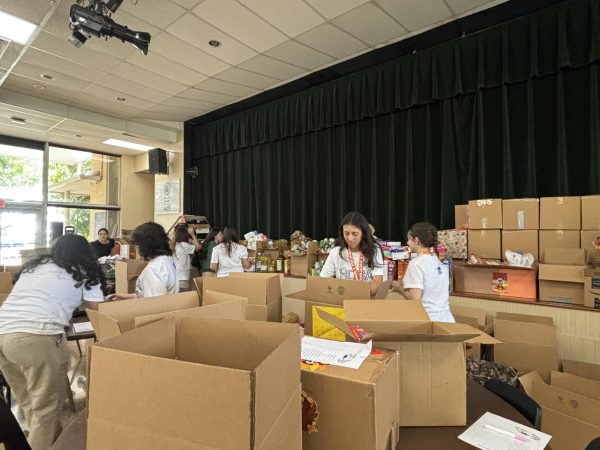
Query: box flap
373,280,393,299
495,312,554,326
203,290,248,306
134,300,247,328
86,308,122,341
344,300,430,322
538,264,586,283
532,380,600,427
562,360,600,381
286,289,307,301
551,370,600,401
450,305,486,328
519,371,545,396
306,277,371,305
203,274,281,305
433,322,500,344
544,248,586,265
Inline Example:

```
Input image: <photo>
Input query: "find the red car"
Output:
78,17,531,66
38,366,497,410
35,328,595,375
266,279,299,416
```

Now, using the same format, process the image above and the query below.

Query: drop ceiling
0,0,508,154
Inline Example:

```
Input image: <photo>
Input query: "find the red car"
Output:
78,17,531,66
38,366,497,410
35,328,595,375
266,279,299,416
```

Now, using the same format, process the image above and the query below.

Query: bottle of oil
276,254,284,272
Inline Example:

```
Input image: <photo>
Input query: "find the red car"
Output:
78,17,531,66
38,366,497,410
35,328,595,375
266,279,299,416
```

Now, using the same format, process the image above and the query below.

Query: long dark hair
171,224,190,256
16,234,104,290
221,226,240,257
198,226,221,260
132,222,172,260
336,212,381,269
408,222,439,255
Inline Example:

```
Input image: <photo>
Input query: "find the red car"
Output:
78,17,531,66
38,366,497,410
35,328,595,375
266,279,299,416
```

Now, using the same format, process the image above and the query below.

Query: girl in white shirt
210,226,253,277
399,222,455,323
171,225,201,291
320,212,384,296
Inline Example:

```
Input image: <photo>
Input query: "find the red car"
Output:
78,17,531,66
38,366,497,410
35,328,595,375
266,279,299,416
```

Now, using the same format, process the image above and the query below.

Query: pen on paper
483,424,528,443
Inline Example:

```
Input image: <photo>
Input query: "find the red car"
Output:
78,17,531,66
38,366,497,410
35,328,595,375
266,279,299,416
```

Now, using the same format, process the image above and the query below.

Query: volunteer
209,226,253,277
0,234,107,450
171,224,201,291
89,227,115,258
398,222,455,322
320,211,384,296
113,222,178,299
198,227,222,275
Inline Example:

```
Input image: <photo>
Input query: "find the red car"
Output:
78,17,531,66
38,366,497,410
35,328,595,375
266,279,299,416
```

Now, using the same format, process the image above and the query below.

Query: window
0,141,43,202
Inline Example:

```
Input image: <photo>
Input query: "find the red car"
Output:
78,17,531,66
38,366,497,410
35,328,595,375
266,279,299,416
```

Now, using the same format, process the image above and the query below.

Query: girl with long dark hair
320,212,384,296
198,226,222,275
209,226,253,277
171,224,201,291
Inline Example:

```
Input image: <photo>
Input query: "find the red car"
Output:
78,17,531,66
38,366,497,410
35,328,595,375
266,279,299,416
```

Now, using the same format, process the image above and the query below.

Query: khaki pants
0,333,69,450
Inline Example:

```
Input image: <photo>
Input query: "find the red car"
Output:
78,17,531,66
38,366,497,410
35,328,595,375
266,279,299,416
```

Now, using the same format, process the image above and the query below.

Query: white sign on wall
155,179,180,215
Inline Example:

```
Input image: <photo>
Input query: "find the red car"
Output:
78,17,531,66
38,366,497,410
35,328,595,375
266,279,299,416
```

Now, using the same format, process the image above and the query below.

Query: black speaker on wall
49,221,63,242
148,148,168,174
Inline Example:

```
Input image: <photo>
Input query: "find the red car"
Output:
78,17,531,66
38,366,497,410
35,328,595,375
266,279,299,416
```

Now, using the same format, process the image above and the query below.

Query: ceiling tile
376,0,453,31
127,51,207,86
445,0,499,14
161,97,218,111
0,44,25,70
170,0,204,9
72,96,145,119
176,87,238,104
239,0,325,37
135,111,194,122
167,14,257,65
0,107,61,128
3,76,79,104
150,32,231,77
214,68,280,90
83,84,156,111
332,3,406,46
92,74,171,104
238,55,305,80
304,0,369,20
110,62,188,96
8,66,91,93
20,48,103,83
118,0,186,28
0,0,52,24
194,78,256,97
296,23,367,59
0,118,48,133
264,40,333,70
193,0,287,52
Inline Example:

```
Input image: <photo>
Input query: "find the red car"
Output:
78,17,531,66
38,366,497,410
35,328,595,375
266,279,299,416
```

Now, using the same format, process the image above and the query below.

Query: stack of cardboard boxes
467,199,503,259
538,248,588,305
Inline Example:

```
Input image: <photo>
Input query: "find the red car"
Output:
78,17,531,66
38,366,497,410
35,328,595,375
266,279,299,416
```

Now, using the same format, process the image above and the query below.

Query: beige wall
119,154,154,231
153,131,184,232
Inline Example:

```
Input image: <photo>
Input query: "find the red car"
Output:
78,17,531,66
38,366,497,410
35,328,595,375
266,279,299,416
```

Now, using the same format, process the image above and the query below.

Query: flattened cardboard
468,199,503,229
0,272,13,293
454,204,468,228
562,360,600,381
468,229,501,259
539,196,581,230
133,300,246,328
202,273,281,306
502,198,539,230
453,263,538,299
543,248,586,265
551,370,600,401
501,230,539,261
581,195,600,230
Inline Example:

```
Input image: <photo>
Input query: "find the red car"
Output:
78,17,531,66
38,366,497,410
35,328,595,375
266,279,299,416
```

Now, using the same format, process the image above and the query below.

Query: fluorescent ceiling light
102,138,154,151
0,11,37,44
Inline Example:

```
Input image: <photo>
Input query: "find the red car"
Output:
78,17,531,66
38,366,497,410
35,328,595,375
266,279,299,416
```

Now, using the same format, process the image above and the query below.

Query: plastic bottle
284,256,291,276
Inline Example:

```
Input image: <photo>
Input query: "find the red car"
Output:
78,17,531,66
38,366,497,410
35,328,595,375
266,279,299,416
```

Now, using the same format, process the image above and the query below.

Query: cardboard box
501,230,539,261
584,268,600,309
540,196,581,230
453,263,538,299
202,288,281,322
468,229,501,259
468,199,503,229
581,230,600,267
562,359,600,381
287,276,391,306
284,242,319,277
539,230,580,261
450,305,487,359
0,272,13,294
538,263,586,305
581,195,600,230
86,291,199,341
202,273,281,306
551,370,600,401
544,248,586,265
502,198,539,230
538,263,586,282
133,299,247,328
318,300,499,426
115,259,147,294
437,229,468,259
87,317,301,450
494,312,557,382
454,204,468,228
301,350,399,450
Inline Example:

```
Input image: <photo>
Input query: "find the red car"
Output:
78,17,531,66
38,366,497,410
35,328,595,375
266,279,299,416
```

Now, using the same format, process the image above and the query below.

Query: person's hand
247,257,255,264
188,227,196,236
106,293,136,301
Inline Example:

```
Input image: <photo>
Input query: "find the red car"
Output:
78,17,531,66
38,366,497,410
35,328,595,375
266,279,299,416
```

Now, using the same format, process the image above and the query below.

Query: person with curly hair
0,234,107,450
112,222,178,299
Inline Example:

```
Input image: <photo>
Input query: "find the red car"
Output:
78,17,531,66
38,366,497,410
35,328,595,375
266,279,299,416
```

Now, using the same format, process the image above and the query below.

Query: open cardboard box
316,300,499,426
453,263,538,299
115,259,147,294
450,305,488,359
201,289,281,323
87,317,301,450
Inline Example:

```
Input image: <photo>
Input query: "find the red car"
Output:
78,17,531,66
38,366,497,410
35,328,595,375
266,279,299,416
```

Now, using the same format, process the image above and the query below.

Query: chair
586,437,600,450
0,396,31,450
483,379,542,430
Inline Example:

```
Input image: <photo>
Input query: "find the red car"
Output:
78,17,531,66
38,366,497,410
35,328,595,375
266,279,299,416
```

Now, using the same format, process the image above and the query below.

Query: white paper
458,412,551,450
301,336,372,369
72,321,94,333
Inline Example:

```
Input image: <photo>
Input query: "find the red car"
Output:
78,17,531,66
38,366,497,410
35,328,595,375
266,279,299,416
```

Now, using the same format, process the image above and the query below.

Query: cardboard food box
87,317,301,450
544,248,586,265
203,273,281,306
581,230,600,267
86,291,199,341
202,289,281,322
115,259,148,294
581,195,600,230
454,204,468,229
538,230,580,261
501,230,539,261
437,229,468,259
453,263,538,299
301,350,399,450
540,196,581,230
317,300,499,426
494,312,558,382
584,268,600,309
450,305,487,359
538,263,586,305
562,359,600,381
502,198,540,230
284,242,319,277
468,199,502,229
467,229,501,259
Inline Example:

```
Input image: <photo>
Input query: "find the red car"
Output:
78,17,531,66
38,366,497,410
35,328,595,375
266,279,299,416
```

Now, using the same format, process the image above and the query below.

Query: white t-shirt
0,262,104,335
210,243,248,277
319,246,384,281
135,255,179,298
403,254,455,323
173,242,196,281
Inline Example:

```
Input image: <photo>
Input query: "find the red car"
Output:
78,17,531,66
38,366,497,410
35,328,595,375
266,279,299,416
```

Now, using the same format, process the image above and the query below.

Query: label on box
592,278,600,289
492,272,509,294
517,210,525,229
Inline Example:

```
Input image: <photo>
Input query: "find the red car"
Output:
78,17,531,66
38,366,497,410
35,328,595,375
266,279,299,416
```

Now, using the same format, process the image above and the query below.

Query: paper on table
72,321,94,333
458,412,551,450
301,335,372,369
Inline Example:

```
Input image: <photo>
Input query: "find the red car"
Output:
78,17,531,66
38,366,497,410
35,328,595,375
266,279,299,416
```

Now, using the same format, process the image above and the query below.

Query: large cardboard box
502,198,539,230
86,291,199,341
202,272,281,306
538,263,586,305
544,248,586,265
581,195,600,230
584,268,600,309
494,312,558,382
318,300,499,426
202,289,281,322
288,276,391,306
581,230,600,267
540,196,581,230
284,242,319,277
115,259,147,294
539,230,580,261
450,305,487,359
467,229,501,259
501,230,539,261
562,359,600,381
301,350,399,450
454,204,468,228
87,317,301,450
453,263,538,299
468,199,502,229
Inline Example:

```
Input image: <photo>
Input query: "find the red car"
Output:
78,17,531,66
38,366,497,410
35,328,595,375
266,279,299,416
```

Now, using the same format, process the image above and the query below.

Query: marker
483,424,528,443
